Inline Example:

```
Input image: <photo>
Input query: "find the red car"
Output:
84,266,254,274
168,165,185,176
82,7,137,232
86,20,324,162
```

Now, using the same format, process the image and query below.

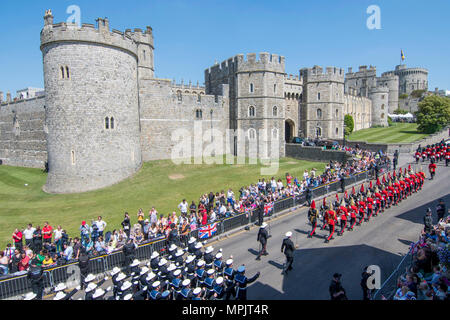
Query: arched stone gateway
285,119,295,142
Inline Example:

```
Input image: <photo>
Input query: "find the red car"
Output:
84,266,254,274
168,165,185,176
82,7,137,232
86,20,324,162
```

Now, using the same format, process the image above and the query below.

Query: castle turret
300,66,345,140
130,26,155,79
394,64,428,95
40,11,143,193
379,71,399,113
369,86,389,127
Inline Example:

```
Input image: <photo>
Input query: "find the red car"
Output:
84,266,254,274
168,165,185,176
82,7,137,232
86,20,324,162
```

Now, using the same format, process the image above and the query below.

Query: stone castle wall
0,97,47,168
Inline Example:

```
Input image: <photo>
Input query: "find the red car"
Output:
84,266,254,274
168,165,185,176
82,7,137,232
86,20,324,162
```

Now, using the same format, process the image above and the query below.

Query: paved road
53,158,450,300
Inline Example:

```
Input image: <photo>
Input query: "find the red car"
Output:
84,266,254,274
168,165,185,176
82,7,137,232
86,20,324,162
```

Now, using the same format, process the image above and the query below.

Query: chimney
44,9,54,27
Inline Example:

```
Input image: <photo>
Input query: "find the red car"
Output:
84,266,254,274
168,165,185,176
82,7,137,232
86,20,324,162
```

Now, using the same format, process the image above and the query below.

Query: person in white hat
54,283,67,293
157,258,169,284
23,292,37,300
150,251,160,271
256,222,269,260
118,281,133,300
168,243,178,260
223,258,235,299
213,276,226,300
53,291,67,301
167,263,176,273
281,231,295,275
204,269,216,299
179,279,192,300
149,281,161,300
185,255,196,281
191,287,203,300
84,282,98,300
195,260,206,287
84,274,96,283
187,237,197,254
113,272,127,299
110,267,121,277
194,242,203,260
234,265,260,301
204,246,215,269
130,259,140,268
214,252,224,276
92,288,106,300
170,269,183,299
174,249,185,266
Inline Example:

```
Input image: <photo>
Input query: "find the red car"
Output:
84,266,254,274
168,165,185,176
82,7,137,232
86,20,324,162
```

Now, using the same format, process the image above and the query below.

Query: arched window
110,117,114,129
248,128,257,140
316,127,322,137
105,117,109,129
296,93,299,100
197,94,201,102
177,91,182,101
61,67,65,79
336,109,339,117
273,106,278,117
381,104,385,110
287,93,291,99
71,150,75,165
336,127,339,135
248,106,256,117
196,110,203,119
66,66,70,79
250,83,254,93
381,113,385,119
317,108,322,119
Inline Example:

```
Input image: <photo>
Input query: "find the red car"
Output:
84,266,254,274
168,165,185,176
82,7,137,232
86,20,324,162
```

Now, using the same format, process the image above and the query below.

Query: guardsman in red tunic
338,200,348,236
415,150,421,164
357,197,366,224
374,187,382,214
366,193,374,219
446,148,450,167
428,160,437,180
349,198,357,231
325,208,337,243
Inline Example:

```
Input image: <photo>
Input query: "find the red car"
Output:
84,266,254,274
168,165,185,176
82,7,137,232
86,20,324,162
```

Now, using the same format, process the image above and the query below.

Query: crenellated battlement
40,10,153,57
285,74,301,82
300,65,345,83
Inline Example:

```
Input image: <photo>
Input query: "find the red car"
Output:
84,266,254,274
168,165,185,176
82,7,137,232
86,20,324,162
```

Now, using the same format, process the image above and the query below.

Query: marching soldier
348,198,357,231
307,200,319,238
191,287,203,300
204,246,215,269
212,277,226,300
195,260,207,288
429,159,437,180
174,249,185,268
325,207,337,243
320,198,329,230
281,232,296,274
149,281,162,300
256,222,269,260
338,200,348,236
204,269,216,299
179,279,193,300
149,251,160,272
234,265,260,300
184,255,196,282
171,269,183,300
214,252,225,276
187,237,197,255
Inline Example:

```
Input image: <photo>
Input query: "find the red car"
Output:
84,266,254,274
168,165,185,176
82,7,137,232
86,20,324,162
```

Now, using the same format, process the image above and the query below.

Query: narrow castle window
110,117,115,129
381,113,385,119
336,127,339,135
143,50,146,60
197,94,201,103
336,109,339,117
317,108,322,119
316,127,322,137
105,117,109,129
71,150,75,165
274,84,277,93
318,92,321,100
248,106,256,117
196,110,203,119
177,91,182,101
61,67,65,79
273,106,278,117
381,104,385,110
250,83,254,93
248,128,256,140
66,66,70,79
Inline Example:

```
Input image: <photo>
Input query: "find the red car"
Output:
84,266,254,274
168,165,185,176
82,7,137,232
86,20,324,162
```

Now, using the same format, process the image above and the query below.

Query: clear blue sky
1,0,449,95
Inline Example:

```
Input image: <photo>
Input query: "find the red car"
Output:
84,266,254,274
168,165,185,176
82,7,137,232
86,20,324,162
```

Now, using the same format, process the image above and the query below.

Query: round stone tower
40,11,144,193
379,71,399,114
369,86,389,127
394,65,428,95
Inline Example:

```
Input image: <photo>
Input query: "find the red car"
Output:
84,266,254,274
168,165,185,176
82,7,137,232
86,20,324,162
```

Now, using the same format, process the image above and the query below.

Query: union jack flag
264,202,274,216
198,223,218,239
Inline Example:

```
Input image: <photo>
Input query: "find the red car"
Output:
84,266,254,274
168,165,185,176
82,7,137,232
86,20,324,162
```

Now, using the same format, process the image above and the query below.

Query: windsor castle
0,11,429,194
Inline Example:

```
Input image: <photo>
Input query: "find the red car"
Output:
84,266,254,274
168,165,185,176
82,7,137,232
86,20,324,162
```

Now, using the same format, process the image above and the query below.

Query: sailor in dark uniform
171,269,183,300
149,251,160,272
167,243,178,261
149,281,162,300
204,246,215,269
174,249,185,268
92,288,107,301
138,266,150,291
212,276,226,300
193,242,204,261
118,281,133,300
191,287,203,300
133,286,148,300
184,255,196,282
179,279,193,300
223,258,236,300
161,290,172,300
195,260,207,288
166,263,177,283
53,286,80,301
187,237,197,255
203,269,216,299
144,272,157,292
234,265,260,301
157,258,169,287
281,232,296,275
130,259,141,276
256,222,269,260
84,282,98,300
113,272,127,300
213,252,225,276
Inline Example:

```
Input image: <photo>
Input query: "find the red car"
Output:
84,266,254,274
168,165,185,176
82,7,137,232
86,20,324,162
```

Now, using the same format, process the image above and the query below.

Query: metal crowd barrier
0,164,388,300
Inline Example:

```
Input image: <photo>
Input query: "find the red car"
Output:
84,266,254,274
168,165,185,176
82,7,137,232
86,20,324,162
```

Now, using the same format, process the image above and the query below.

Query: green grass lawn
347,123,429,144
0,157,326,247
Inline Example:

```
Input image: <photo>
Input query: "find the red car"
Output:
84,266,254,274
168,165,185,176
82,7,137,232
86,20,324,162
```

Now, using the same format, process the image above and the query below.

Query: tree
399,93,409,100
415,95,450,134
344,114,354,136
393,108,408,115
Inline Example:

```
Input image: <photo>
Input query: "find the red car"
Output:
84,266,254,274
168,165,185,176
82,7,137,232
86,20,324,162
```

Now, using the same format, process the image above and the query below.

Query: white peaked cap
151,251,160,259
54,283,67,292
216,277,224,285
53,291,67,300
205,246,214,253
285,231,292,237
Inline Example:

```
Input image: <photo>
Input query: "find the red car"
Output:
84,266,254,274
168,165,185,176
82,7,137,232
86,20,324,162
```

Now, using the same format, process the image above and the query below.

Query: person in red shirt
285,173,292,186
42,222,53,244
446,149,450,167
414,151,421,164
202,211,208,226
428,160,437,180
19,252,30,271
12,229,23,252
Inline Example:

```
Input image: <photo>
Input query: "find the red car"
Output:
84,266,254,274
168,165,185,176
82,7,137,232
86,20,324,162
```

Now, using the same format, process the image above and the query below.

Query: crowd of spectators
1,146,388,279
392,207,449,300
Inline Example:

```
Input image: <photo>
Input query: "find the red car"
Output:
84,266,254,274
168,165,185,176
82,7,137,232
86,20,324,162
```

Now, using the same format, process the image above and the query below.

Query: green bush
344,114,354,136
399,94,409,100
387,116,394,126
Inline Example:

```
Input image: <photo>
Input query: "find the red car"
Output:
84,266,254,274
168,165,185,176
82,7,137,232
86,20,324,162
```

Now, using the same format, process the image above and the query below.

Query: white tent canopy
388,113,414,119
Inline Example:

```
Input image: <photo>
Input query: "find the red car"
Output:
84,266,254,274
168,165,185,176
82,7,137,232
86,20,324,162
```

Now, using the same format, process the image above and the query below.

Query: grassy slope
0,157,326,246
347,123,429,144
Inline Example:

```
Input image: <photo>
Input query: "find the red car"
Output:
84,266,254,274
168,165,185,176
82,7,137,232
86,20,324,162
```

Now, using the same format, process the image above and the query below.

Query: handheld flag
264,202,274,216
199,223,218,239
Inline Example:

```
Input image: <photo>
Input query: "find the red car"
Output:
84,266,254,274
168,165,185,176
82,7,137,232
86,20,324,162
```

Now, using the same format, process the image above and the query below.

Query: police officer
234,265,260,300
281,232,296,275
223,258,236,300
78,247,90,289
305,186,312,206
436,199,447,221
424,208,433,233
307,200,319,238
27,258,44,300
257,199,265,226
123,238,137,275
256,222,269,260
329,273,347,300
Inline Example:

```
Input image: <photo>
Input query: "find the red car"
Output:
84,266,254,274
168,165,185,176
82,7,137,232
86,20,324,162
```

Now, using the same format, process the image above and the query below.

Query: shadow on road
395,194,449,226
249,244,408,300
